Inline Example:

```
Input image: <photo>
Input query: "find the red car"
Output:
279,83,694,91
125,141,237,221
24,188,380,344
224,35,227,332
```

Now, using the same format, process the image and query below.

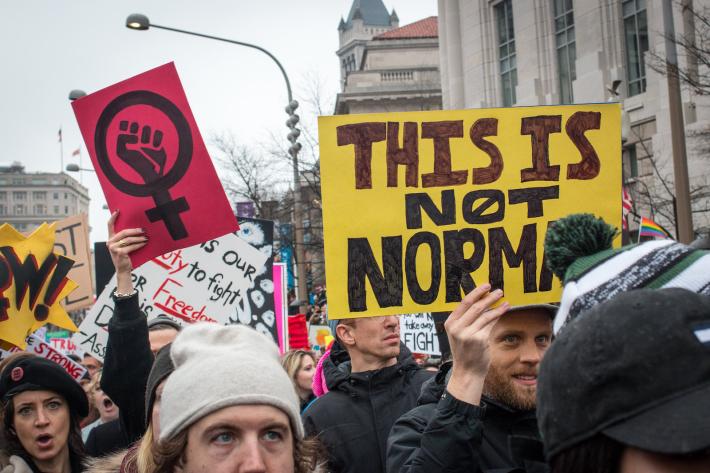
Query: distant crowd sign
319,104,621,318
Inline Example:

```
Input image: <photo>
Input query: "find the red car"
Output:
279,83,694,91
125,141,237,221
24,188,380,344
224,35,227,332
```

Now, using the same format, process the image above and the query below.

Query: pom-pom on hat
0,357,88,418
159,323,303,442
544,213,710,333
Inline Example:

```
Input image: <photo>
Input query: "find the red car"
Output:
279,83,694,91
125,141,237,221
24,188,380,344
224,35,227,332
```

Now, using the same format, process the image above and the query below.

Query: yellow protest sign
319,104,621,318
0,223,78,348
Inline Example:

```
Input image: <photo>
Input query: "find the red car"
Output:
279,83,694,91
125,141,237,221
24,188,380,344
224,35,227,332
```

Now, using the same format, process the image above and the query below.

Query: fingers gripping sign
107,210,148,294
444,283,510,405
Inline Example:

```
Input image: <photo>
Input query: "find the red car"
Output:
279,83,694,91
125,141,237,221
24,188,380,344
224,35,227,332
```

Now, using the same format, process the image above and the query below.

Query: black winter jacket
387,362,548,473
100,293,154,446
302,341,433,473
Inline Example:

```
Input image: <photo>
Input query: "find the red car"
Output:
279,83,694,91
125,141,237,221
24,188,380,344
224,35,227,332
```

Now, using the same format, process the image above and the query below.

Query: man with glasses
302,313,433,473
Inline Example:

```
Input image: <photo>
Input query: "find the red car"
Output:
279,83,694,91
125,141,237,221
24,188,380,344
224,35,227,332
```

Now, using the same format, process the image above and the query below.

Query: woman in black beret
0,355,88,473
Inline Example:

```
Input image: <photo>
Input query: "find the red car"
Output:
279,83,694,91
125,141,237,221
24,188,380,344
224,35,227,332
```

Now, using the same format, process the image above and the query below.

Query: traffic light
285,100,301,158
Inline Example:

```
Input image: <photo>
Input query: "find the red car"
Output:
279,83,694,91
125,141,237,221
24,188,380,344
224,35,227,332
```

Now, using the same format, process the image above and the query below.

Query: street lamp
68,90,86,101
65,164,94,173
126,13,310,309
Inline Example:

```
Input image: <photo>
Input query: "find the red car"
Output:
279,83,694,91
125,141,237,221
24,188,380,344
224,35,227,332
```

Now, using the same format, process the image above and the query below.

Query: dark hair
1,395,85,465
154,428,324,473
549,434,623,473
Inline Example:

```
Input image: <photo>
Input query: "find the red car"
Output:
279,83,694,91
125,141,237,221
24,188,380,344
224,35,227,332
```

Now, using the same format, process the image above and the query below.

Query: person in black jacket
99,211,179,447
387,284,554,473
302,314,433,473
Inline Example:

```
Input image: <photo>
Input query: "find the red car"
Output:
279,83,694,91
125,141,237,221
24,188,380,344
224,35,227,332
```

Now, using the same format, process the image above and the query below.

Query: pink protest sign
273,263,289,354
72,62,238,267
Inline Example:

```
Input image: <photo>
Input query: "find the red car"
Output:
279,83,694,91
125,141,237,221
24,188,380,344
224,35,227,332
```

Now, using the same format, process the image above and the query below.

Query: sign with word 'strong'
319,104,621,318
72,62,238,268
72,231,267,360
54,214,94,311
0,334,87,381
0,224,78,349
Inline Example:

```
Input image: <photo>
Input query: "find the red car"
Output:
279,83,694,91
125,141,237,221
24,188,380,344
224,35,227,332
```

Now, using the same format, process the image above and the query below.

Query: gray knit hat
159,323,303,442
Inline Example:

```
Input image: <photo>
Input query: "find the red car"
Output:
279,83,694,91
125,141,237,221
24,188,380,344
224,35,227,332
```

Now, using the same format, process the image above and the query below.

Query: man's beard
483,363,537,411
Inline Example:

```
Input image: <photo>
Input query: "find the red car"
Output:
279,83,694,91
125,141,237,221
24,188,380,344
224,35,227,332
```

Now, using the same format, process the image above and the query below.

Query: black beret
0,357,88,418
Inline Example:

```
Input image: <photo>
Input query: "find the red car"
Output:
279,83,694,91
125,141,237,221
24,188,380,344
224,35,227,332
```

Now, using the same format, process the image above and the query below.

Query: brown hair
1,393,85,464
153,428,324,473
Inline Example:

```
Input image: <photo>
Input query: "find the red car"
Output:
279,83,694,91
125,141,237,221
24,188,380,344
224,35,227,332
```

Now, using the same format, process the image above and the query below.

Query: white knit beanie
159,323,303,441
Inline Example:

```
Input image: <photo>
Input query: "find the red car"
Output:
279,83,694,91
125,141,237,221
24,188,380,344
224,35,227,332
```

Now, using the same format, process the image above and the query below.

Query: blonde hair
281,350,315,382
120,423,157,473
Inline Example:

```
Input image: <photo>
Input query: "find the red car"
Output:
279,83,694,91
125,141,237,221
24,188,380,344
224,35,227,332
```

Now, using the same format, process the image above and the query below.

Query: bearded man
387,284,554,473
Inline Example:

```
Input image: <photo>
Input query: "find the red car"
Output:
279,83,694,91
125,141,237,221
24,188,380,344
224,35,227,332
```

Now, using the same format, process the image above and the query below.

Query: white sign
0,335,87,381
400,313,440,356
72,232,268,360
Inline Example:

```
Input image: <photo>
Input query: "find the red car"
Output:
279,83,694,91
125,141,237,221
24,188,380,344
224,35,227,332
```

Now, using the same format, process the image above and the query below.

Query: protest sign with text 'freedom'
72,232,267,360
319,104,621,318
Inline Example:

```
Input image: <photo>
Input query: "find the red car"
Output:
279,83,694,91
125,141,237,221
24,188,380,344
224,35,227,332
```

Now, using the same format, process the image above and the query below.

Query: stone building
0,162,90,232
437,0,710,237
336,1,442,114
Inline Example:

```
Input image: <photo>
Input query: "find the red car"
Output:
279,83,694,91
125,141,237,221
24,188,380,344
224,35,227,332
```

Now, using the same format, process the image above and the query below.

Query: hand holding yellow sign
319,104,621,318
0,223,78,348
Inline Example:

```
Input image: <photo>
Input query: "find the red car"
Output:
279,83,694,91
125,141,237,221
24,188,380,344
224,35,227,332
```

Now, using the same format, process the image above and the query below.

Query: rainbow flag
639,217,672,239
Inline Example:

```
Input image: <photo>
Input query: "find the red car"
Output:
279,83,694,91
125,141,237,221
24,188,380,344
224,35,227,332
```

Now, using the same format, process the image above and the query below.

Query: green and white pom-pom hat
544,213,710,334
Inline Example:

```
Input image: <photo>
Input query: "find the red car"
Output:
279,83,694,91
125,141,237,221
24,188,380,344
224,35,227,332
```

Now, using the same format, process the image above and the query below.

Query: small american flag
622,186,633,230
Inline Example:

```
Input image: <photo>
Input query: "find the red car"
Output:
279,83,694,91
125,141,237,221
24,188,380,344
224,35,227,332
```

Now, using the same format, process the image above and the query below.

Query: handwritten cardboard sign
54,214,94,311
0,334,87,381
71,62,238,268
0,224,78,348
319,104,621,318
400,313,440,356
72,231,267,360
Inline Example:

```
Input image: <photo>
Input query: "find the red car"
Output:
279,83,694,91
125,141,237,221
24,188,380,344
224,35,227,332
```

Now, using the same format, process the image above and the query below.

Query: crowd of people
1,212,709,473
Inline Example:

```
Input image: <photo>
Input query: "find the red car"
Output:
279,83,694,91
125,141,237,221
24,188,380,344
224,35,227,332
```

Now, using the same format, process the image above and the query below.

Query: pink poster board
273,263,288,354
72,62,238,267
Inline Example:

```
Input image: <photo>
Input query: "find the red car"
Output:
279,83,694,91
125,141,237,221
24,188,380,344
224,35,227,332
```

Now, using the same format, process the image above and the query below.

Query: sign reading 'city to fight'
319,104,621,318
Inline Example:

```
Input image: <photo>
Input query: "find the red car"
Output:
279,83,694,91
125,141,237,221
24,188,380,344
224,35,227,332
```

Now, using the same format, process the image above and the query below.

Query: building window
623,0,648,96
33,191,47,200
0,204,6,214
13,191,26,200
53,192,59,200
14,204,25,215
496,0,517,106
0,192,5,200
33,204,46,215
12,178,24,185
54,205,60,214
554,0,576,103
623,145,639,179
64,206,69,214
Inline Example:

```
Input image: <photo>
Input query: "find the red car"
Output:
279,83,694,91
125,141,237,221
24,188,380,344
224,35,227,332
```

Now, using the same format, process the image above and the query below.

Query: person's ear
336,324,356,347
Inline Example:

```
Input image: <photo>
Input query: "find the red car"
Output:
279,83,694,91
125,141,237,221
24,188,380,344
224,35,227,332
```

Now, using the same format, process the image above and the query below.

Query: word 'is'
337,112,602,189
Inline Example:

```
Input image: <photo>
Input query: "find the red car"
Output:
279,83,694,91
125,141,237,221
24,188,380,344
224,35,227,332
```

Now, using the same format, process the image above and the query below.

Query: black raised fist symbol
116,121,167,183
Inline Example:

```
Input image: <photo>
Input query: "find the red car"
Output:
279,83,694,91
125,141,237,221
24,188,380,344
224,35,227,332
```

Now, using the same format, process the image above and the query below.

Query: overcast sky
0,0,437,242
